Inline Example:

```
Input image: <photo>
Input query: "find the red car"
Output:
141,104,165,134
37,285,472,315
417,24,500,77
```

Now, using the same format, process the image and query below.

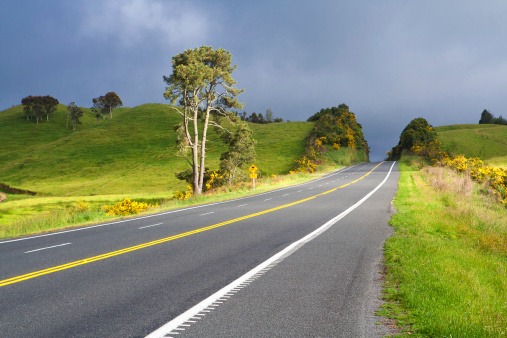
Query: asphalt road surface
0,161,399,337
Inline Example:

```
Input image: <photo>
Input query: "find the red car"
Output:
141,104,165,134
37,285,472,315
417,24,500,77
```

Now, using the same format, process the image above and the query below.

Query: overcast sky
2,1,506,161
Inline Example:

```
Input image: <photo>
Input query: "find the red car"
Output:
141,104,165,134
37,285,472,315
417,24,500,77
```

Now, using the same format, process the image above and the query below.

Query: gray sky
2,1,506,161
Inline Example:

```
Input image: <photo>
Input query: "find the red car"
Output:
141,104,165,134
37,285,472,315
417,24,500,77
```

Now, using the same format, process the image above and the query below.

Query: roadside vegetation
0,100,367,238
381,117,507,336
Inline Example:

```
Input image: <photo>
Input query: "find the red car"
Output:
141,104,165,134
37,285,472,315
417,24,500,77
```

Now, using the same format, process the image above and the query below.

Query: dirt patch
0,183,37,196
0,192,6,203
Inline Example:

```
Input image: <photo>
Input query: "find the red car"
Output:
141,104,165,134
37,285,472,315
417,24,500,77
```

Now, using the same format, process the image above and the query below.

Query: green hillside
434,124,507,167
0,104,312,196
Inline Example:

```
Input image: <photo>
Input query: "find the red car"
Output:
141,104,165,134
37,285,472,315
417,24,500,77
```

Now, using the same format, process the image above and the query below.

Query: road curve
0,161,399,337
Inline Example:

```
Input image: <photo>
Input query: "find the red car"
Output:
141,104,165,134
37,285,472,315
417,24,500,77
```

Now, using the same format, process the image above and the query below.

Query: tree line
21,92,123,130
238,108,284,123
479,109,507,125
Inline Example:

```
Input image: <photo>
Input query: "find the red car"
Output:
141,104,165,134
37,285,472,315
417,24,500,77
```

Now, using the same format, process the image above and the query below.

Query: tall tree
220,123,256,185
479,109,493,124
163,46,244,195
67,102,83,130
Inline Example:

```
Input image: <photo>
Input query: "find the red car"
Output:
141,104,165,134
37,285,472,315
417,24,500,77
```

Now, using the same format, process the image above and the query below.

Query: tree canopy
163,46,245,195
387,117,440,160
92,92,123,120
67,102,83,130
307,104,369,153
21,95,59,124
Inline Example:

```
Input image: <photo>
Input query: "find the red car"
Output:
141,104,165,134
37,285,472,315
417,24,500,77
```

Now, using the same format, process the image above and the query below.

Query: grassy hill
0,104,312,196
434,124,507,167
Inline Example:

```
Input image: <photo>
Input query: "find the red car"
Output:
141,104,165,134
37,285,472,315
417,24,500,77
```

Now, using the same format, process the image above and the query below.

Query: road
0,161,398,337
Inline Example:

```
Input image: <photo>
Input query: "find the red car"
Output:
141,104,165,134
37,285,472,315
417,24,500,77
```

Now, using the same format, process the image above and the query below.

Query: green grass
250,121,314,175
434,124,507,167
381,159,507,336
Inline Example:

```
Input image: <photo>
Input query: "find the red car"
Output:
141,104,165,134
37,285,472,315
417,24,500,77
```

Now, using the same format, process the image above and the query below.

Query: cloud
79,0,209,48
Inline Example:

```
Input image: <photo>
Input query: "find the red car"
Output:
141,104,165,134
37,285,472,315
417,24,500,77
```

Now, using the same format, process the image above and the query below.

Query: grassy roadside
380,160,507,336
0,168,339,239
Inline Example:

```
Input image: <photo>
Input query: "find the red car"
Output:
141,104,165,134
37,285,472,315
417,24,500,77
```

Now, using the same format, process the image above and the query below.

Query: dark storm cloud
2,1,507,160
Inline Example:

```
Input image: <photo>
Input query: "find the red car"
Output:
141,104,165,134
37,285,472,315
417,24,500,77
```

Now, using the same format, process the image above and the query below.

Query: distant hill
434,124,507,167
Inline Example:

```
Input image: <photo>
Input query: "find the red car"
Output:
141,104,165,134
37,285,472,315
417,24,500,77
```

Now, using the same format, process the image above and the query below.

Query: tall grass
381,162,507,336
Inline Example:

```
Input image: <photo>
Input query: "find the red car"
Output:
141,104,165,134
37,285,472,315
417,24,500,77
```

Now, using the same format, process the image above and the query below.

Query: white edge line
0,163,367,245
24,242,72,254
145,161,396,338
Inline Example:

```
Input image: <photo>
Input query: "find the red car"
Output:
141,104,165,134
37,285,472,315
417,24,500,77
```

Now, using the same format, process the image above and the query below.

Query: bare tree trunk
198,108,211,193
192,108,201,194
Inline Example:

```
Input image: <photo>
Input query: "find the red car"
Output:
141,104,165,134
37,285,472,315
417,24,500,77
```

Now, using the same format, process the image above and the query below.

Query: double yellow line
0,162,384,287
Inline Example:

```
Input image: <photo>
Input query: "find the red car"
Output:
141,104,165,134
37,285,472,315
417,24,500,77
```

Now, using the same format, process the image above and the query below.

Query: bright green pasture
435,124,507,165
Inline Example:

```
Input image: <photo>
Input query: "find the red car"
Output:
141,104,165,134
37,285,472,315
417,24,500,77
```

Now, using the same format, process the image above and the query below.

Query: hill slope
434,124,507,167
0,104,313,196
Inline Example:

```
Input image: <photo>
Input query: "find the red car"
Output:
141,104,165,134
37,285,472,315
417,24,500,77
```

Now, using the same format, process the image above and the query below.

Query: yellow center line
0,162,385,287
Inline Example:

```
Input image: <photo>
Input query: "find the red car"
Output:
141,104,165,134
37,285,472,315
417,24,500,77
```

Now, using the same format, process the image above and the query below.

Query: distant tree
21,95,47,124
91,97,104,123
163,46,244,195
92,92,123,120
274,117,283,123
41,95,59,121
103,92,123,119
67,102,83,130
258,113,267,124
479,109,494,124
21,95,35,121
249,112,259,123
493,115,507,125
220,123,256,185
265,108,274,123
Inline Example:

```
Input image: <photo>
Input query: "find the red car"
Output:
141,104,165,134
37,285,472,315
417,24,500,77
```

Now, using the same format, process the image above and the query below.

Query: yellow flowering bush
436,155,507,206
103,198,157,216
174,185,193,200
291,156,318,174
205,170,224,191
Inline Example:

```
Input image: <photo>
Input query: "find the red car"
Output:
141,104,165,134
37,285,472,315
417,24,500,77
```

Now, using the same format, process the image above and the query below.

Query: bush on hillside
292,104,369,173
387,117,443,161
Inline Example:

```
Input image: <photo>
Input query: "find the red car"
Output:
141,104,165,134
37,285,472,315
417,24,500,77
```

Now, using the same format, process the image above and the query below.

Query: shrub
174,185,193,200
103,198,157,216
